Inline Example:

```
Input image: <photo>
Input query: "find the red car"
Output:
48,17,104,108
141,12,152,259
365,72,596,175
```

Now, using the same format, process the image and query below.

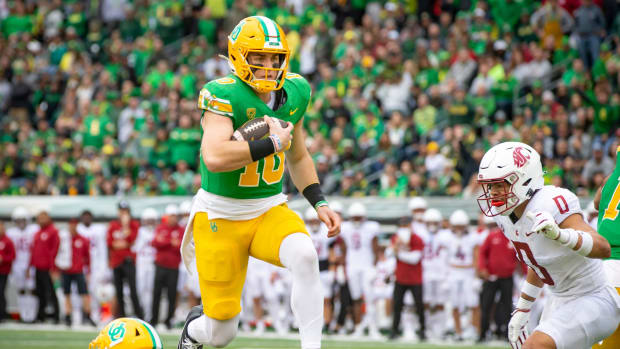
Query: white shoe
352,326,365,337
369,329,382,340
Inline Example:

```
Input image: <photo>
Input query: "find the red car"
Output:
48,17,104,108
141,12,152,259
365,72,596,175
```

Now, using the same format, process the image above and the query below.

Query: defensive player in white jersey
421,208,451,339
135,208,158,322
408,197,429,243
6,206,39,322
447,210,478,340
477,141,620,349
339,202,380,336
304,207,336,333
77,210,109,324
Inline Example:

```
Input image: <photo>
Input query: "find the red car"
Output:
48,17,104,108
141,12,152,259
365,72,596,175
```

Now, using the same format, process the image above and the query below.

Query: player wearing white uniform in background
135,208,159,322
339,203,379,337
366,245,395,339
304,207,335,333
242,256,269,334
76,210,110,324
408,197,429,243
447,210,478,340
421,208,451,339
477,141,620,349
6,207,39,322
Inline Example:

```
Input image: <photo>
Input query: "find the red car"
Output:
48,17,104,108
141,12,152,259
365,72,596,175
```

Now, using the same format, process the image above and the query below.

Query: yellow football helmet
89,318,163,349
227,16,290,93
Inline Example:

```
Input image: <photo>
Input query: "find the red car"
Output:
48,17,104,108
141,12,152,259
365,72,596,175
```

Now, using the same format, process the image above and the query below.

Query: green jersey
197,73,311,199
597,146,620,260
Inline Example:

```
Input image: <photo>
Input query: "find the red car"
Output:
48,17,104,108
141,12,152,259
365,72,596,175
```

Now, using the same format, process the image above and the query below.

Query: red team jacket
64,234,90,274
0,234,16,274
478,228,520,279
30,224,60,271
152,223,184,269
107,220,139,268
394,232,425,285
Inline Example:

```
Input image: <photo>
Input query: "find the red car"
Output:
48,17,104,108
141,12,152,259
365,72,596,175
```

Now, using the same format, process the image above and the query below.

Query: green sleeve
196,77,237,124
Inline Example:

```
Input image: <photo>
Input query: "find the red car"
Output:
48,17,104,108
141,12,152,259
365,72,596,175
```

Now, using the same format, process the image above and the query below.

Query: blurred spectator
0,0,617,200
150,204,183,329
60,219,96,327
31,209,60,323
107,201,143,319
0,221,15,322
582,142,614,189
574,0,605,69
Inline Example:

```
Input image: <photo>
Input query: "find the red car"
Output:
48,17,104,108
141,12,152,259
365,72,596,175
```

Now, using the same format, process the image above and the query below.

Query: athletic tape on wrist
515,296,534,311
520,281,542,300
576,231,593,257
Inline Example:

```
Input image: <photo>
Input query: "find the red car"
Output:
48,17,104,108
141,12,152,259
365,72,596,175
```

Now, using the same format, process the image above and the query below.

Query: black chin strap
272,87,287,111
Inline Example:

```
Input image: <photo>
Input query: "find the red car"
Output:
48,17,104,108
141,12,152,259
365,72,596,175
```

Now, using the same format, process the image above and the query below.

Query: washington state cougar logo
513,147,530,168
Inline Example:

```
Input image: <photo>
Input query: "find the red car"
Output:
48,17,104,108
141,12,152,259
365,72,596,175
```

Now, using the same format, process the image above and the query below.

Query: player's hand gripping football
508,308,530,349
317,206,341,238
264,116,293,152
526,211,561,240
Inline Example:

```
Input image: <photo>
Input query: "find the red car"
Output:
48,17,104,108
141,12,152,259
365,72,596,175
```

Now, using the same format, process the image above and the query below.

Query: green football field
0,328,510,349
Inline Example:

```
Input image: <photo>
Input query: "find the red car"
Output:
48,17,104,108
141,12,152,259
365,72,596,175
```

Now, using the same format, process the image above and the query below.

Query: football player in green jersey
178,16,341,349
593,145,620,349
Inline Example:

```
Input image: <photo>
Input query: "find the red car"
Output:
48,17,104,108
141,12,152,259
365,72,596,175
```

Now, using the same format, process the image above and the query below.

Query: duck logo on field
108,321,126,345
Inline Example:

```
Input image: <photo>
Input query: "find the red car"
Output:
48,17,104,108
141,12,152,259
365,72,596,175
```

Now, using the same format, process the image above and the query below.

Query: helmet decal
513,146,531,168
108,321,126,346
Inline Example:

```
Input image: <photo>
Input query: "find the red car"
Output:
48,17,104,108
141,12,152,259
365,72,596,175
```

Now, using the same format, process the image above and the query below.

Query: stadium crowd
0,0,619,199
6,197,597,343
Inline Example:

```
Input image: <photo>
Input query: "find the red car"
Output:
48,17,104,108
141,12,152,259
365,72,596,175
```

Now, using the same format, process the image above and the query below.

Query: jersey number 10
239,153,285,187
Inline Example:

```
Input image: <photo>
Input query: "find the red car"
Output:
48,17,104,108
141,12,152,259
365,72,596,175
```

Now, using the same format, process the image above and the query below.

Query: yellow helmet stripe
136,319,163,349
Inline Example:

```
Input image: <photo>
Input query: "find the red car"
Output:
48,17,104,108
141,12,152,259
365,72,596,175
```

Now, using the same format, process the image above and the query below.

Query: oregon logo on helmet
108,321,126,344
230,20,245,43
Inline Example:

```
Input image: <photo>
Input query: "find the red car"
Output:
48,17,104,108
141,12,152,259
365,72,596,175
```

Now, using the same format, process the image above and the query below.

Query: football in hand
230,116,289,141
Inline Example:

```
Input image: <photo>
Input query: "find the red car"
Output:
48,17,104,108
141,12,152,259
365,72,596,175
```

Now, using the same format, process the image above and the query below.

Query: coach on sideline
150,204,183,329
31,209,60,323
476,221,520,342
107,201,143,319
390,217,426,341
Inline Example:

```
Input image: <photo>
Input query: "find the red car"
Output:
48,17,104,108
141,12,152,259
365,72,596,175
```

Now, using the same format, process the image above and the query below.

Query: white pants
136,261,155,320
450,278,478,311
347,267,370,301
320,270,334,299
424,278,448,306
536,286,620,349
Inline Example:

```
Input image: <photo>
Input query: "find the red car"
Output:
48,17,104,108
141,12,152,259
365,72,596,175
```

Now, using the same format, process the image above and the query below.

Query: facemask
427,223,439,234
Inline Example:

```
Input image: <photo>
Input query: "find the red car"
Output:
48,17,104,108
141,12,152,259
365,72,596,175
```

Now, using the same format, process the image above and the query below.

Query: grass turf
0,329,510,349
